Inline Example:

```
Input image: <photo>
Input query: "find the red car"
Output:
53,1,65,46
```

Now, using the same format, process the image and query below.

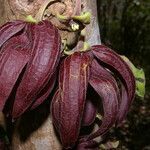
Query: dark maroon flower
51,45,135,149
51,52,91,149
0,19,136,150
0,20,61,118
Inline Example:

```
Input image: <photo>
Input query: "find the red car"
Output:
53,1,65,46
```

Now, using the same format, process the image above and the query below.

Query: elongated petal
0,21,26,48
0,50,29,111
77,138,99,150
0,24,32,57
51,89,61,132
91,60,120,99
52,52,91,149
0,29,32,111
116,83,129,125
82,99,97,126
92,45,135,105
12,21,61,118
88,60,118,140
30,72,56,110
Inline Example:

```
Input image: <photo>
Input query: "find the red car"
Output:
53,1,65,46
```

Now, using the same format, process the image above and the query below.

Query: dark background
97,0,150,149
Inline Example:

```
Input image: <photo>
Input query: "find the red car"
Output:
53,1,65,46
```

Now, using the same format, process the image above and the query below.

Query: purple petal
0,29,31,111
51,52,91,148
51,89,60,132
30,72,56,110
82,98,97,126
91,59,120,99
0,21,26,48
92,45,135,106
116,83,129,126
88,60,118,140
12,21,61,118
76,138,99,150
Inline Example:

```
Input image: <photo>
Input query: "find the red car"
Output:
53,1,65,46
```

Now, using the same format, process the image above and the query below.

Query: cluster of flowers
0,20,136,149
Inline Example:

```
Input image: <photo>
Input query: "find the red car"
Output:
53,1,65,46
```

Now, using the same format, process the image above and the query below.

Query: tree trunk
0,0,101,149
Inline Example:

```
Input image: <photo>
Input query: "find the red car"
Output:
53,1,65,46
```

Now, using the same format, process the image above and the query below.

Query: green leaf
121,55,146,99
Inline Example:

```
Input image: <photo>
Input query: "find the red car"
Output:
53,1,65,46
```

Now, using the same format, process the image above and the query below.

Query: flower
51,45,135,149
0,20,61,118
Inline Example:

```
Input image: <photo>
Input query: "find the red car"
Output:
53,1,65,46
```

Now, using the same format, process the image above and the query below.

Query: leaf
12,21,61,118
121,55,145,98
51,52,91,148
88,60,118,140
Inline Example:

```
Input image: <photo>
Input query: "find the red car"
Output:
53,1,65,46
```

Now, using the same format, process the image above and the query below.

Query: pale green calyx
121,55,146,98
25,15,37,23
80,42,91,52
72,12,91,24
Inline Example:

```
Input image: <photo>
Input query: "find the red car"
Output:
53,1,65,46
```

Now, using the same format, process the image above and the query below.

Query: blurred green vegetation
97,0,150,149
97,0,150,83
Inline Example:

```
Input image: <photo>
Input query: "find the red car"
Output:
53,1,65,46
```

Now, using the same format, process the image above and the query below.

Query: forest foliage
97,0,150,149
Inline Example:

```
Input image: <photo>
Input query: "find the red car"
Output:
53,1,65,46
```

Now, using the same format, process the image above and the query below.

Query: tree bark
11,104,62,150
0,0,101,149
